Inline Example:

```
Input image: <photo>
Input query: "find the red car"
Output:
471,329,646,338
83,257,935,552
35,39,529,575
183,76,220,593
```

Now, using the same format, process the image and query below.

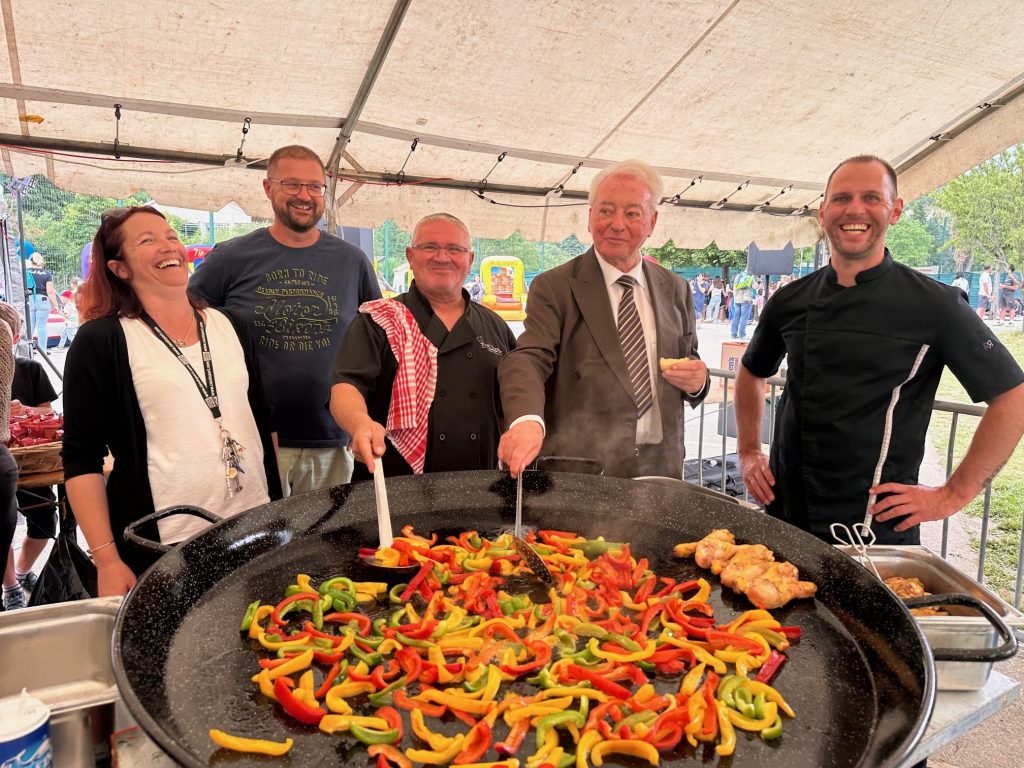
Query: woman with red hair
65,207,281,595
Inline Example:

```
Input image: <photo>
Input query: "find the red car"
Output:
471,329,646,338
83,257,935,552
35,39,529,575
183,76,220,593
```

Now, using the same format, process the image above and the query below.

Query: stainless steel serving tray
0,596,123,766
837,544,1022,690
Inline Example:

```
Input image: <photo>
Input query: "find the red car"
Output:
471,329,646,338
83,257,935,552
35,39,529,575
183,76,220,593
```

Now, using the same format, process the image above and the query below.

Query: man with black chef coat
330,213,516,481
735,155,1024,545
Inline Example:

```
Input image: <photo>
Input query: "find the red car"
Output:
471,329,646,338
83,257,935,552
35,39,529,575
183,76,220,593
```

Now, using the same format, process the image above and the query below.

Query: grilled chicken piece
884,576,927,599
673,529,817,609
883,576,947,616
718,545,775,587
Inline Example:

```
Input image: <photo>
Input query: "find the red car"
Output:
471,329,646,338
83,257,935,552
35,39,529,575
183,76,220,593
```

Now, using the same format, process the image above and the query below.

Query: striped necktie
616,275,653,417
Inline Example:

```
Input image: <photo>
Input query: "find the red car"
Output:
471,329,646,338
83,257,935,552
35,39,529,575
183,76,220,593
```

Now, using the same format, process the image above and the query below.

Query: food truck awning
1,0,1023,248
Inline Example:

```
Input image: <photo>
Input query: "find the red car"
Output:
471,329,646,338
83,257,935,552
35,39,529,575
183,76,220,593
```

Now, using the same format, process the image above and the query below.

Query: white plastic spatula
373,460,394,549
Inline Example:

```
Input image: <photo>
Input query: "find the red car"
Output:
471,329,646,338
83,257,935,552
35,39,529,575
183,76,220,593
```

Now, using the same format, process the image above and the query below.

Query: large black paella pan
112,470,935,767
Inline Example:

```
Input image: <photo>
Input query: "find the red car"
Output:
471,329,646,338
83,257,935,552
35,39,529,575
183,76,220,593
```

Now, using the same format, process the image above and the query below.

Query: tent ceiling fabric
1,0,1023,250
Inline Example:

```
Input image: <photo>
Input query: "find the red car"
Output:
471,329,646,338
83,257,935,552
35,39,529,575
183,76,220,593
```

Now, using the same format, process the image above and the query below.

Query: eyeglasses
267,178,327,197
411,243,472,256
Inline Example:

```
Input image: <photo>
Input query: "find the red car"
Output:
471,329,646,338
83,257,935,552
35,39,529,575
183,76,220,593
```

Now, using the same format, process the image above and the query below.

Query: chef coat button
439,433,446,441
470,433,477,440
438,389,446,397
466,351,473,358
573,371,581,380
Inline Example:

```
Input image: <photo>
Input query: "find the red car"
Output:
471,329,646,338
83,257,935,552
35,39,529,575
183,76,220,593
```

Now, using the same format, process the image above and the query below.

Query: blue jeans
29,296,51,342
59,324,78,348
731,302,752,338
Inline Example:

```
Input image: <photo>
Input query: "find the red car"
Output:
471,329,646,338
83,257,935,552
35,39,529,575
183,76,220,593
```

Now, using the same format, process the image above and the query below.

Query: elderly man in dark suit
497,160,709,479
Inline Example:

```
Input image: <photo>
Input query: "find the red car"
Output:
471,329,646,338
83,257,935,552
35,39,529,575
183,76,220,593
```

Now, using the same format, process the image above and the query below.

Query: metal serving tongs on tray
831,521,882,581
510,472,554,584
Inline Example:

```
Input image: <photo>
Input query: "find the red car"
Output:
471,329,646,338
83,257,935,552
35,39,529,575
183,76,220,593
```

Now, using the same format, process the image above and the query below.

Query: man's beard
275,199,321,233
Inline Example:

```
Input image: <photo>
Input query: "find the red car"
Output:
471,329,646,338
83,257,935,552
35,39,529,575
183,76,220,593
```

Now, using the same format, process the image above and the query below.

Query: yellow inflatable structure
479,256,528,321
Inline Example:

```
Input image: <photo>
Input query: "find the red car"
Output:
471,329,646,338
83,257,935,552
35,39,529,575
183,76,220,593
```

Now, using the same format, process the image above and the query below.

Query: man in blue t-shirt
189,145,381,495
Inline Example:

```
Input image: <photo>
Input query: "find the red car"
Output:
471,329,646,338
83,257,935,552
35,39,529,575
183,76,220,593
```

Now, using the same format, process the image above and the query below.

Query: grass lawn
928,330,1024,600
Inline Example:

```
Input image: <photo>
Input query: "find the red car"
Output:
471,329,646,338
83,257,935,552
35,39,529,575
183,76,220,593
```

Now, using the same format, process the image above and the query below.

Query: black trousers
0,446,19,578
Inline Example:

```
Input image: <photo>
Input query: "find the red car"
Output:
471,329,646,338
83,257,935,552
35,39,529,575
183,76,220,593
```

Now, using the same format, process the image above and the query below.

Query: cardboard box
718,341,769,392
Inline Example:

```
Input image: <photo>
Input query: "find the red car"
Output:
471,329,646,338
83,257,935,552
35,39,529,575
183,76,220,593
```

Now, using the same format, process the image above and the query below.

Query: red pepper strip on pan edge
226,529,801,762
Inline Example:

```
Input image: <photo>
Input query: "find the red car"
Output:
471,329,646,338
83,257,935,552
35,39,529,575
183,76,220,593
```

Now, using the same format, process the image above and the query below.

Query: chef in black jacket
330,213,516,481
735,155,1024,545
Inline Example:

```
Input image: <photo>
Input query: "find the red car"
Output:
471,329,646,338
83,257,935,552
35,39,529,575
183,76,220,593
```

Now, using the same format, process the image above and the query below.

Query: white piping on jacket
863,343,931,528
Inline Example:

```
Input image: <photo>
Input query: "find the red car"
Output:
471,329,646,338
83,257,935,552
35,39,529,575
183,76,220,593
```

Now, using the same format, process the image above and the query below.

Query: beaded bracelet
87,539,116,556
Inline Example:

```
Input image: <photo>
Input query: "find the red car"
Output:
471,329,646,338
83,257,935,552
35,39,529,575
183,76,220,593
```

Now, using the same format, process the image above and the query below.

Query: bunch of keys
220,427,246,497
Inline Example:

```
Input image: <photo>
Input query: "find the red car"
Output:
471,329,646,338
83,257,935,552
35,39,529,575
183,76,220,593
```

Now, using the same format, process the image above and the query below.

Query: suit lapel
569,249,637,403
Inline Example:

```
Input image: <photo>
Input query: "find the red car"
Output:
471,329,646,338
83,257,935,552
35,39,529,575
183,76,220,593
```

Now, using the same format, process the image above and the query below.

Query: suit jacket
499,249,707,478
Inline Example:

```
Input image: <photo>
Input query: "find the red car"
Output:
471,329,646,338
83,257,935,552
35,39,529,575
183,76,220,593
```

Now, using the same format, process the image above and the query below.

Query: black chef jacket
333,281,517,482
743,251,1024,545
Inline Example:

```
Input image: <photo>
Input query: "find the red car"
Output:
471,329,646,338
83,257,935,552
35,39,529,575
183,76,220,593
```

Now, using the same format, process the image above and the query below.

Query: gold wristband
87,539,116,556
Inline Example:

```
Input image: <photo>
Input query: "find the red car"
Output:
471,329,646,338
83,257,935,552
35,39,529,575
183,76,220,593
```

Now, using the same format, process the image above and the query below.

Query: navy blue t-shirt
189,229,381,448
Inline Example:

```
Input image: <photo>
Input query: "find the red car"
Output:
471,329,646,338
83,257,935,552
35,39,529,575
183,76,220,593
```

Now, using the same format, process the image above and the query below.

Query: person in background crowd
26,253,61,344
65,206,281,595
730,269,755,339
190,145,380,496
3,324,59,606
331,213,516,480
754,277,766,319
468,274,484,303
690,274,706,326
736,155,1024,548
998,265,1020,325
498,160,709,479
951,272,969,295
706,276,724,322
61,276,83,303
977,265,992,319
59,286,79,348
0,303,23,610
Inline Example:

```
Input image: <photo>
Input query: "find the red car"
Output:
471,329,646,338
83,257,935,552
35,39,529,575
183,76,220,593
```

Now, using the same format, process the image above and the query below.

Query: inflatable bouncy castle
479,256,527,321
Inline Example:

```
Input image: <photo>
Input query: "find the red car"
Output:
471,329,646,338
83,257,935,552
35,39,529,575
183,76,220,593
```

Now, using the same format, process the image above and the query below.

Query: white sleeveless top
121,309,269,544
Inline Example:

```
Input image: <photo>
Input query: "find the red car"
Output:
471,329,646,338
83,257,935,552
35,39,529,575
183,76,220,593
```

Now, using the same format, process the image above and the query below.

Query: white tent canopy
2,0,1023,249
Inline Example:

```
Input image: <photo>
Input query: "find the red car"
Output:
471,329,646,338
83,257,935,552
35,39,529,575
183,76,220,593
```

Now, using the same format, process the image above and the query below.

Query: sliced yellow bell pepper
716,701,736,756
405,733,465,765
247,605,274,639
575,730,603,768
264,648,314,681
588,638,655,663
539,687,609,703
410,708,459,751
209,728,292,756
589,739,660,766
725,701,778,731
319,714,391,734
744,681,795,717
415,688,495,715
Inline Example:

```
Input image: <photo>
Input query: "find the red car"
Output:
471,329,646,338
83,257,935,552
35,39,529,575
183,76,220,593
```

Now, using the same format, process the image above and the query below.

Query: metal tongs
511,472,554,584
831,521,882,581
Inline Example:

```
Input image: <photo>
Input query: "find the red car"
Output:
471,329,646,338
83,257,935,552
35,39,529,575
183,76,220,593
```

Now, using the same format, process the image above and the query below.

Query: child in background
59,289,79,348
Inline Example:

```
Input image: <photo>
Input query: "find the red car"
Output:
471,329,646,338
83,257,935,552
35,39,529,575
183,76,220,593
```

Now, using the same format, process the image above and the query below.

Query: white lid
0,689,50,740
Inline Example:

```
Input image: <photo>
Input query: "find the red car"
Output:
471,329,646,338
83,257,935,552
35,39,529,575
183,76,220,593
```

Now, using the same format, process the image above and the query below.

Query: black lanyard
139,309,221,420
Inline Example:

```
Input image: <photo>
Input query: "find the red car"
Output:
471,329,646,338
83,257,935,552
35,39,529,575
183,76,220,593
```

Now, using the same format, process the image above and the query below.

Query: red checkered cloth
359,299,438,474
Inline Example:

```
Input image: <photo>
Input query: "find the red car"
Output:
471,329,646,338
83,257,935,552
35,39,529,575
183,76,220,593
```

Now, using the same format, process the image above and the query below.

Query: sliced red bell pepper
756,650,787,684
273,676,324,725
314,661,342,699
376,706,404,741
271,592,320,626
453,718,491,764
393,689,445,717
450,707,477,727
495,717,529,755
780,625,802,640
705,630,766,655
368,744,413,768
322,611,372,635
561,664,631,699
499,639,552,677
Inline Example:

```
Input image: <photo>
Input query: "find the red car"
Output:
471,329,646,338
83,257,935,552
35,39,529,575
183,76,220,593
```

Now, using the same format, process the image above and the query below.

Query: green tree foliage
885,215,933,266
933,147,1024,272
643,240,746,278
